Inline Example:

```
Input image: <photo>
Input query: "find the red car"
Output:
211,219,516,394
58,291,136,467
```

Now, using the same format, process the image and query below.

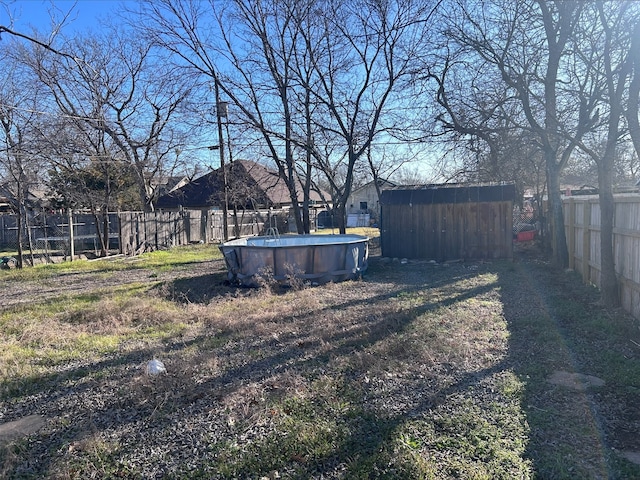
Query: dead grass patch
1,247,640,478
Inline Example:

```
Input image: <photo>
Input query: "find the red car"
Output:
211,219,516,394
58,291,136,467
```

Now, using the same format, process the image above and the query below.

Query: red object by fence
516,230,535,242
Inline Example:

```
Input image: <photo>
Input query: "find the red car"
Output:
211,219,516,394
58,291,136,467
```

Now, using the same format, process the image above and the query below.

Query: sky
6,0,129,34
2,1,442,181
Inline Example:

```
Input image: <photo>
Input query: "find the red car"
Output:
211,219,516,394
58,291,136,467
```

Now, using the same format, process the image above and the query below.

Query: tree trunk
282,151,304,234
25,207,35,267
91,208,109,257
546,160,569,268
598,165,618,307
335,201,347,234
302,157,312,234
15,204,24,269
302,198,311,234
288,197,304,234
102,213,110,257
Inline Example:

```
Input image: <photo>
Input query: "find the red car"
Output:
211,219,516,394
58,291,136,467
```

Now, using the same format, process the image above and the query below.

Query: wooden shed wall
380,197,513,261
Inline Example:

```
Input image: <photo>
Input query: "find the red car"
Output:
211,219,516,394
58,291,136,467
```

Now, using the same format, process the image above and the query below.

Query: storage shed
380,184,515,261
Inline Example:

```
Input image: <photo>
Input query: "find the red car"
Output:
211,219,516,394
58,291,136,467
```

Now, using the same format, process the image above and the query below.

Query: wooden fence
0,208,301,256
563,195,640,319
119,210,203,255
118,208,302,253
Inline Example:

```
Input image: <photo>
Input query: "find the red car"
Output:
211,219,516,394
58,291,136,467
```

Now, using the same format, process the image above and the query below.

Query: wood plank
567,198,576,269
582,202,591,285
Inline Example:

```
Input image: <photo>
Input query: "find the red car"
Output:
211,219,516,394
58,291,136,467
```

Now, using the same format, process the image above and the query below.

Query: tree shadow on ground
498,257,640,479
154,271,235,303
10,255,625,478
2,259,482,478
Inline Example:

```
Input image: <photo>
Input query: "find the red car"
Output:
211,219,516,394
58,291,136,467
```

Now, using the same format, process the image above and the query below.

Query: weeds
254,266,277,293
0,244,220,281
1,246,639,478
284,262,307,290
253,263,309,292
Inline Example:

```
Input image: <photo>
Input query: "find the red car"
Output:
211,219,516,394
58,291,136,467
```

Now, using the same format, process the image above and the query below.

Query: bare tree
572,2,640,307
44,117,139,256
0,9,79,266
139,0,439,234
424,47,544,202
0,46,47,268
23,27,194,212
627,18,640,166
440,0,597,267
614,143,640,185
137,0,315,234
218,0,311,234
297,0,440,233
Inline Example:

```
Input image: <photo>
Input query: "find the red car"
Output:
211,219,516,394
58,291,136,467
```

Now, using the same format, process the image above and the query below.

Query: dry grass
1,245,640,478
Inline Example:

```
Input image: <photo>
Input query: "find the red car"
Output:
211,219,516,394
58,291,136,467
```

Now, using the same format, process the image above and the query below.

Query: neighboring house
0,194,11,213
155,160,328,210
0,183,50,213
346,179,396,226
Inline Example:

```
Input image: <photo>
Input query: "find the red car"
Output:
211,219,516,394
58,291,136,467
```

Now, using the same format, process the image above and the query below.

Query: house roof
350,178,396,195
155,160,327,209
0,183,50,210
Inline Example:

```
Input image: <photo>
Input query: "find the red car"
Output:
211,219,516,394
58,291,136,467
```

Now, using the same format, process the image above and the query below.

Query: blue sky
7,1,128,34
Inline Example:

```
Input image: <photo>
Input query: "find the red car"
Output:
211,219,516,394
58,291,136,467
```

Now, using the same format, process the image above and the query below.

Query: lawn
1,242,639,479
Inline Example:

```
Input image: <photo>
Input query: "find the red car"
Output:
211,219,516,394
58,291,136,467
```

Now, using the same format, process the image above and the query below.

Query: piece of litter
146,359,167,375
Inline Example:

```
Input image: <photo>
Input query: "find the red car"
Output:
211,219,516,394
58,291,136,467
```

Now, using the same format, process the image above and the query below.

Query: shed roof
380,183,516,205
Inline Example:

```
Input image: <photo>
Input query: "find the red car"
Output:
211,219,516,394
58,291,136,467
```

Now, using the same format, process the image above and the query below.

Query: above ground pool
219,234,369,286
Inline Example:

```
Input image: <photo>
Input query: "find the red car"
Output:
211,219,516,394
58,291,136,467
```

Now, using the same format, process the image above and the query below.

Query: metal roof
380,183,516,205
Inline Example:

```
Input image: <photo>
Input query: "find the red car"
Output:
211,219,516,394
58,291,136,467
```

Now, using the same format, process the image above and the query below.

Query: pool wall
219,234,369,286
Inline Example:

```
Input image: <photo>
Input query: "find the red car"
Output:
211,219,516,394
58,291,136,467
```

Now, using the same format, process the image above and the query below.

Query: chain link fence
1,208,326,265
513,202,539,242
0,211,119,265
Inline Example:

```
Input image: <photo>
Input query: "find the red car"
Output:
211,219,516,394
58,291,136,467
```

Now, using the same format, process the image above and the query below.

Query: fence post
567,198,575,270
582,200,591,284
68,208,75,261
184,210,191,244
117,213,123,254
200,209,208,243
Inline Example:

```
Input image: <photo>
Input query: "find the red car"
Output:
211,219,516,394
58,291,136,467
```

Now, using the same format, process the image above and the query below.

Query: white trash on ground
146,358,167,375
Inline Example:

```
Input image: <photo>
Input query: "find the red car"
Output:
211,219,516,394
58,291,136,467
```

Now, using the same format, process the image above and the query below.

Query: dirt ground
1,244,640,478
0,256,228,310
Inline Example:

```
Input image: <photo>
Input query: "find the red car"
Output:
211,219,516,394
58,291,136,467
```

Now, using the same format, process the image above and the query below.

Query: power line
0,102,110,122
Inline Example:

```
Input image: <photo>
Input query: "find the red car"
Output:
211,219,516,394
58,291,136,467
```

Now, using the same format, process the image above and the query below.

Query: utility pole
214,74,229,241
